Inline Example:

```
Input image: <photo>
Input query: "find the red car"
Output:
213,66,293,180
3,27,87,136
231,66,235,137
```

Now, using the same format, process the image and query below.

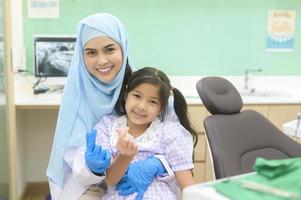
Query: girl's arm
105,127,138,187
105,154,133,186
175,170,194,190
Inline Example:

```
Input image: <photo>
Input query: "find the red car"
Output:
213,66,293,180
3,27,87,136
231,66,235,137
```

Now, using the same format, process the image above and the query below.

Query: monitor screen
34,36,76,77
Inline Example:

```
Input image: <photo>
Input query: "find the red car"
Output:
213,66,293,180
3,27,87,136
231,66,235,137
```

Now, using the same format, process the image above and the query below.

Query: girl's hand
116,127,138,157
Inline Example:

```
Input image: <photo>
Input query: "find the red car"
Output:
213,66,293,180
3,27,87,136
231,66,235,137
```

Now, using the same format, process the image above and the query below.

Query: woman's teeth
97,67,111,72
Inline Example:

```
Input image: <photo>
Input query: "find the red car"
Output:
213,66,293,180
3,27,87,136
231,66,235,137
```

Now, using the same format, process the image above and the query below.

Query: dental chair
196,76,301,179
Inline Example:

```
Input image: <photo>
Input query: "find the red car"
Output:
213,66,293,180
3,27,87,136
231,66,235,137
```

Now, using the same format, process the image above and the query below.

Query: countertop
14,74,301,107
185,95,301,105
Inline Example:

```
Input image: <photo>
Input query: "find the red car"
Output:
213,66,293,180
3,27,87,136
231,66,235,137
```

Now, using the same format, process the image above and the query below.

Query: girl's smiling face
125,83,162,133
83,36,123,83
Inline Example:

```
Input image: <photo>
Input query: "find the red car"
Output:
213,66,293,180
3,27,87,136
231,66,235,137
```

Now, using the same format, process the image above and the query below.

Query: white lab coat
49,147,174,200
49,146,104,200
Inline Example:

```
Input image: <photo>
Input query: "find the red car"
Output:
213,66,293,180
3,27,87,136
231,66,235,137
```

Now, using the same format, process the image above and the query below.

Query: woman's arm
116,156,167,200
53,145,106,200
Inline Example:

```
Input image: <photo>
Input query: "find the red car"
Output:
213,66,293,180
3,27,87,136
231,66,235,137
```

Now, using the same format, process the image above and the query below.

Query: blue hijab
47,13,132,187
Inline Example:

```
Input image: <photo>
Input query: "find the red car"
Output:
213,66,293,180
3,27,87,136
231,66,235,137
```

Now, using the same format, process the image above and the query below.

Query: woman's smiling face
83,36,123,83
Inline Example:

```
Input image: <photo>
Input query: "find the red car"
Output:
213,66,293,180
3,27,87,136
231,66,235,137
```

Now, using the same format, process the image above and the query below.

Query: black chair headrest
196,77,243,114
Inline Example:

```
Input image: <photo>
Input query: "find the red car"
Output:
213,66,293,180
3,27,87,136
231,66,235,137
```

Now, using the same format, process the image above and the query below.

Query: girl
93,67,198,199
47,14,173,200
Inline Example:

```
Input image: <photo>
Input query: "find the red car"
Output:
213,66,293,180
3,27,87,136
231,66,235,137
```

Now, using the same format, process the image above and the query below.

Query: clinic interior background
4,1,300,198
21,0,301,76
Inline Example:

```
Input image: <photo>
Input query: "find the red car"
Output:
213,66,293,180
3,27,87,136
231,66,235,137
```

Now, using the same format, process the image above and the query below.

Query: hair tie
170,86,174,95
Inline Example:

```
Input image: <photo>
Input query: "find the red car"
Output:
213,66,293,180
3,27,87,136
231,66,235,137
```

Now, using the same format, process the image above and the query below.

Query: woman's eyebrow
104,44,116,48
84,48,95,51
85,44,116,51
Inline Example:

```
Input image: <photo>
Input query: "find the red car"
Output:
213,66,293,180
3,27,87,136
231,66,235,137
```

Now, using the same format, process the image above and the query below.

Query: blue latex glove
116,156,166,200
85,129,111,175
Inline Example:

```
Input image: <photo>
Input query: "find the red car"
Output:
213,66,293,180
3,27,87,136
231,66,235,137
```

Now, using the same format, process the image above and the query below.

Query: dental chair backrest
196,76,301,179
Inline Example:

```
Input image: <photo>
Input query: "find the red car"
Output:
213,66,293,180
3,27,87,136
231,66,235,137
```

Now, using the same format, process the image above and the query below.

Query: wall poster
28,0,59,19
266,10,296,52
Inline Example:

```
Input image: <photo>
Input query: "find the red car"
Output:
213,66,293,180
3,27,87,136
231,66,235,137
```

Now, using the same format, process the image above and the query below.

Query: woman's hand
85,129,111,175
116,127,138,157
116,156,166,200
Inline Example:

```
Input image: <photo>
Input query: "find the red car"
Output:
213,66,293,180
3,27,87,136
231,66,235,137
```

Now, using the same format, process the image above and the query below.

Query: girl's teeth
135,112,145,117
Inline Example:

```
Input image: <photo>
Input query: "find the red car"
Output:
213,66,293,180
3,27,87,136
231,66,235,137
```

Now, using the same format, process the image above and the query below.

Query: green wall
23,0,301,75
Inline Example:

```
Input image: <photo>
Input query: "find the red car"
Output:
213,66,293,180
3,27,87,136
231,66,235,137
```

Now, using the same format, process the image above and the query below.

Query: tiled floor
24,193,47,200
23,182,49,200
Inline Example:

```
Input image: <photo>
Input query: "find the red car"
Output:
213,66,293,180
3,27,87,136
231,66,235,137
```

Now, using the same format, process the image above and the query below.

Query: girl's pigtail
172,87,198,148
